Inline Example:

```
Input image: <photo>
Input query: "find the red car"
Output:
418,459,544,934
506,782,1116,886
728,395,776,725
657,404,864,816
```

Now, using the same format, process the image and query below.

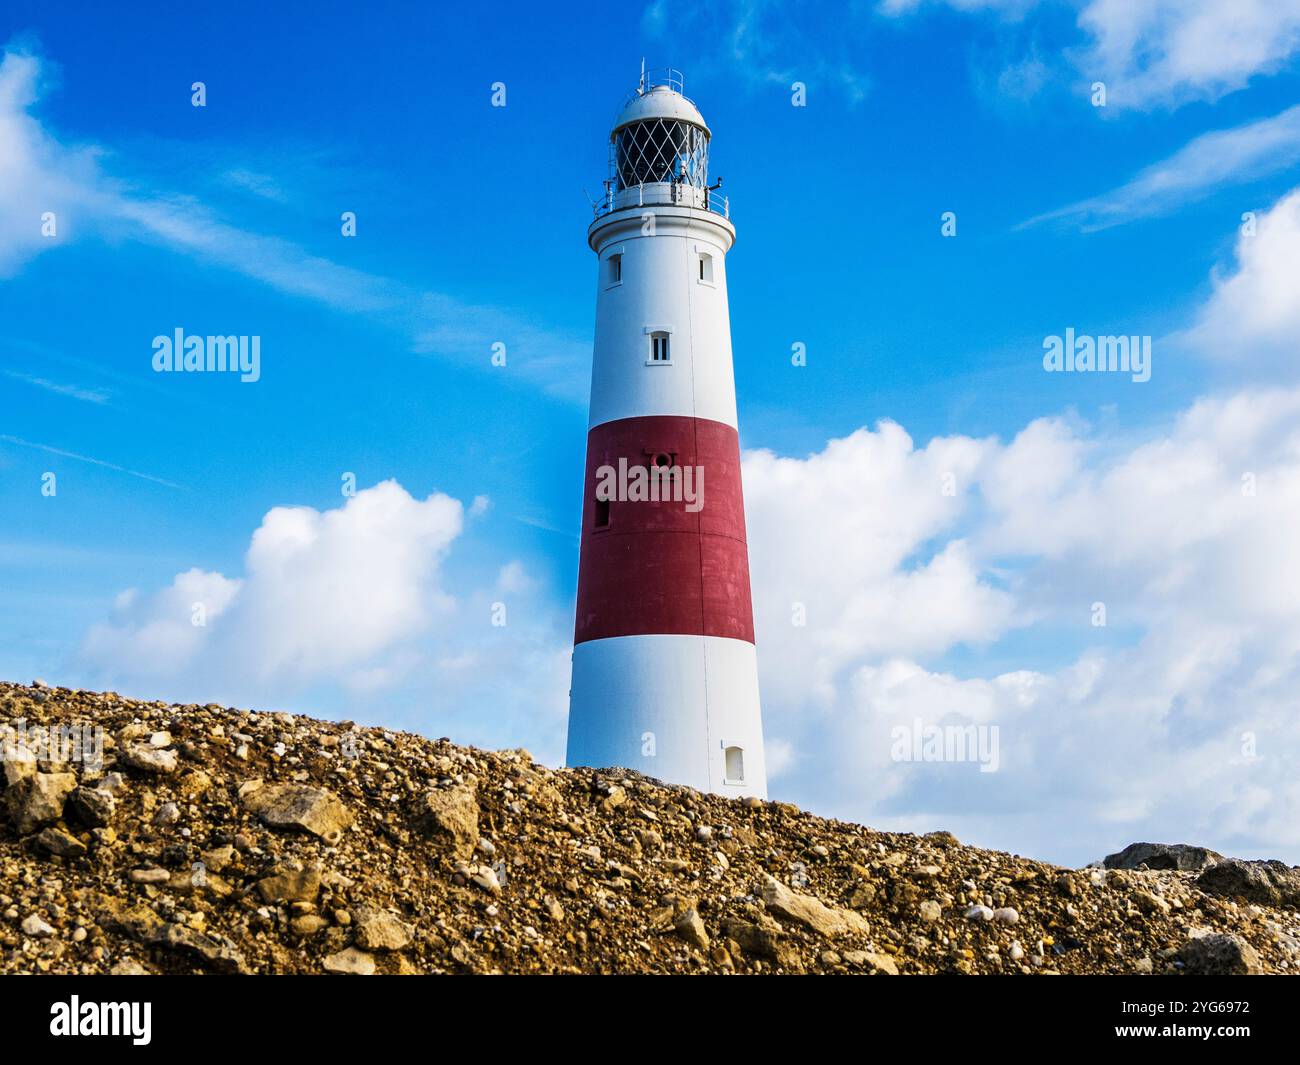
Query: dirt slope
1,681,1296,975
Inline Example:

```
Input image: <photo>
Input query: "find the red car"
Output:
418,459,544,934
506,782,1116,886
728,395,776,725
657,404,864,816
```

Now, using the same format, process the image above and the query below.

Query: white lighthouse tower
566,69,767,799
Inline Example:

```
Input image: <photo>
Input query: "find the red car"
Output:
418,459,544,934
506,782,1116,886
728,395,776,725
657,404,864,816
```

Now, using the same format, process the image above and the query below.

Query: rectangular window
698,252,714,283
594,497,610,528
609,253,622,285
650,332,670,363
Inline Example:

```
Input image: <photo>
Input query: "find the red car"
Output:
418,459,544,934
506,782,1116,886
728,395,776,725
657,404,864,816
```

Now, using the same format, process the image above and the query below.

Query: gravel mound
2,681,1297,975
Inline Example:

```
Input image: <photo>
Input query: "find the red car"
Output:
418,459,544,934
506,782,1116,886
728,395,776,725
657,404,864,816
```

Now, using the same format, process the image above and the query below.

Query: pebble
965,905,994,922
22,915,55,937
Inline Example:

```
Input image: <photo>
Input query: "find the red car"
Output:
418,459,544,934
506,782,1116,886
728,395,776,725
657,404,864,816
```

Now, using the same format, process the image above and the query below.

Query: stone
1134,890,1171,915
992,907,1019,924
154,923,250,974
22,915,55,937
1179,933,1262,976
242,784,353,844
354,909,414,952
674,908,710,951
722,915,801,970
470,865,501,895
761,875,869,938
918,900,942,923
843,950,898,974
1103,842,1223,872
67,786,117,828
110,959,150,975
323,946,376,975
36,826,87,858
291,914,329,936
257,860,322,904
129,868,171,885
965,905,994,922
413,785,479,859
1195,859,1300,908
7,771,77,834
153,801,181,826
119,744,179,775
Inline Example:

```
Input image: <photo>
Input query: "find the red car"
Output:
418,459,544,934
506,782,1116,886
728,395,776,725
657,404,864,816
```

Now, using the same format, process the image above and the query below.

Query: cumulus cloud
1179,186,1300,375
74,481,573,761
744,386,1300,865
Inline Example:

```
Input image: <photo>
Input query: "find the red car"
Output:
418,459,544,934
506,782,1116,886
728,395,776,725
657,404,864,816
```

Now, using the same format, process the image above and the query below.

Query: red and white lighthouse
566,69,767,799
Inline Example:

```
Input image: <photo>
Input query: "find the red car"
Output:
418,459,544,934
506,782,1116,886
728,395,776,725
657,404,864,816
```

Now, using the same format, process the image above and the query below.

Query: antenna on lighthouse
638,57,646,95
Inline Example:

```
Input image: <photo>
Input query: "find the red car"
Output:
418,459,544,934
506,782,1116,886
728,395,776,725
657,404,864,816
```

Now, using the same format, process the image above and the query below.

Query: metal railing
591,180,730,221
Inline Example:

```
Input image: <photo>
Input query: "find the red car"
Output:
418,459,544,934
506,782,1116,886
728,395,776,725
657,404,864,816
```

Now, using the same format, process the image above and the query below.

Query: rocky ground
2,681,1297,975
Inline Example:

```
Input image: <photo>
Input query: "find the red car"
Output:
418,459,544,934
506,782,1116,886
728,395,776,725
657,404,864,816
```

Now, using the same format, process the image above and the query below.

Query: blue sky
4,0,1300,866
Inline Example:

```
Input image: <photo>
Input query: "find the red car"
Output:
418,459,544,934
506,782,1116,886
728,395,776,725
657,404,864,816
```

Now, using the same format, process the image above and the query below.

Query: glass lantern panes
614,119,709,190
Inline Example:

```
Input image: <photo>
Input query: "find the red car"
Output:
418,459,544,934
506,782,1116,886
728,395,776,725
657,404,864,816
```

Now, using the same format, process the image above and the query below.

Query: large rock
1179,933,1262,976
323,946,376,975
413,785,478,859
256,860,322,904
353,908,414,952
1103,842,1223,872
6,771,77,834
761,875,870,938
119,744,179,775
241,783,353,844
67,785,117,828
722,914,803,970
1195,859,1300,907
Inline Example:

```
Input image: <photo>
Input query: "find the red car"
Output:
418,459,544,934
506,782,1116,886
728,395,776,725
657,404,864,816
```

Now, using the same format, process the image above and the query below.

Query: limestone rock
7,771,76,834
1103,842,1223,872
413,785,479,859
1179,933,1262,976
242,783,353,844
323,946,376,975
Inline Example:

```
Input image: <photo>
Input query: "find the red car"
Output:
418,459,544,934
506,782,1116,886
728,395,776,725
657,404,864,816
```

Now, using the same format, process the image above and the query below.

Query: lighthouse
566,69,767,799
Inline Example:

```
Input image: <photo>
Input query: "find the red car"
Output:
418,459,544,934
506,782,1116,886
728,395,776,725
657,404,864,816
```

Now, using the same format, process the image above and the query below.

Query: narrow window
594,497,610,528
698,252,713,283
649,331,670,363
724,746,745,784
609,253,622,285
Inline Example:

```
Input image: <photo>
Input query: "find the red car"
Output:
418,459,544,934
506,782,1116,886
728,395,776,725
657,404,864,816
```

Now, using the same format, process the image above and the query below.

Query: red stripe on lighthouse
574,414,754,645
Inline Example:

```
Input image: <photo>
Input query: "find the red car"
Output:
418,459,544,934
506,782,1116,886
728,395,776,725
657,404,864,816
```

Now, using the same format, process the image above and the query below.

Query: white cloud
73,481,574,761
744,383,1300,865
1077,0,1300,109
1180,186,1300,374
881,0,1300,110
1023,105,1300,229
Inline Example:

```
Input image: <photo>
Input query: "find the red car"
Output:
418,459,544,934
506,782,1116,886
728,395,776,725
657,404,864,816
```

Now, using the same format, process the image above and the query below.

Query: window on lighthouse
649,332,671,364
608,253,622,285
698,252,713,283
724,746,745,784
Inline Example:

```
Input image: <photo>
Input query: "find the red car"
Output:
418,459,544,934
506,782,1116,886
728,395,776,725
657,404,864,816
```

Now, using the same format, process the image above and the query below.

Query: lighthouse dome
609,70,711,192
612,82,710,138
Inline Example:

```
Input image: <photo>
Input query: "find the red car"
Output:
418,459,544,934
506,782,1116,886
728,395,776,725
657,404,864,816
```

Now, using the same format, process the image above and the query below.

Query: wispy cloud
0,43,589,402
1020,104,1300,230
643,0,870,105
0,434,185,489
3,369,109,403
